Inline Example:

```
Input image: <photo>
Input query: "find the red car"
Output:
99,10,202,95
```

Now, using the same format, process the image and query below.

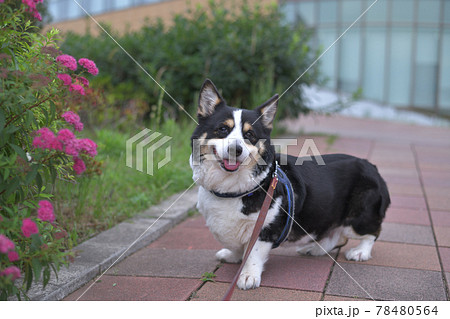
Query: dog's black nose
228,144,243,157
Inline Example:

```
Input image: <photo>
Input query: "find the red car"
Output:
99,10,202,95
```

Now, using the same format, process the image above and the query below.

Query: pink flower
61,111,84,131
37,200,55,223
22,0,43,21
0,234,15,254
32,127,63,151
57,73,72,86
77,76,89,88
78,58,99,76
73,157,86,175
8,251,19,262
0,266,21,281
56,54,77,71
69,83,85,95
57,129,79,156
21,218,39,238
77,138,97,157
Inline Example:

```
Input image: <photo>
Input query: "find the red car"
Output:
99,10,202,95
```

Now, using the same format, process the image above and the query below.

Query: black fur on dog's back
259,153,390,245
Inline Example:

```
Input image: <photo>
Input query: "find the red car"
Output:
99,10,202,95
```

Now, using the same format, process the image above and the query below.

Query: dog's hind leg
296,227,344,256
342,227,376,261
216,248,244,263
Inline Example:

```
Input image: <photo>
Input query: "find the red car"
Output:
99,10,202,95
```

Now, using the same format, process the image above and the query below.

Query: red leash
222,175,278,301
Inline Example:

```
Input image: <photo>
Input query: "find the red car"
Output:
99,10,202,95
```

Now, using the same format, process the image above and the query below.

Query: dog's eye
244,130,257,143
216,126,230,137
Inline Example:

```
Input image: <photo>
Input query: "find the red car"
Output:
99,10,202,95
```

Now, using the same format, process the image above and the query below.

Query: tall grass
53,119,195,245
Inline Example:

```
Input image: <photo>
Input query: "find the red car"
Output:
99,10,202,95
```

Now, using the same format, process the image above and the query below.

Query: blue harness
272,164,295,248
210,162,295,249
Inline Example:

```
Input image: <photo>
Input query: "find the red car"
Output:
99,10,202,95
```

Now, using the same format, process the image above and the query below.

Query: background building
46,0,450,115
282,0,450,115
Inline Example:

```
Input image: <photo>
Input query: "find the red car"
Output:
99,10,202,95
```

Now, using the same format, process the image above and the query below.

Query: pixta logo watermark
191,138,325,166
126,129,172,175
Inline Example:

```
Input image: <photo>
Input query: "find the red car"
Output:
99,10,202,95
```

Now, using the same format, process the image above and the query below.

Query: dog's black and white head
190,79,278,194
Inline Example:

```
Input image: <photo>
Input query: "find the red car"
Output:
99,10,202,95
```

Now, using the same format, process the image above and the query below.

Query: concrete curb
22,186,199,301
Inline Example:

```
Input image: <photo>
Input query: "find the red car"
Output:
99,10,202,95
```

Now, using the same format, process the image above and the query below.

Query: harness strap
272,166,295,248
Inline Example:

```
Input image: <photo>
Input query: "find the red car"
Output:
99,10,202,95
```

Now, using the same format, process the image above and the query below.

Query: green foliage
60,0,321,123
0,2,98,300
201,272,216,282
52,120,194,244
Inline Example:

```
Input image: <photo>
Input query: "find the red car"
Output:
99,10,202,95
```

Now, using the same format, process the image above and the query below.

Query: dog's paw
345,247,371,261
296,243,325,256
215,248,241,263
237,271,261,290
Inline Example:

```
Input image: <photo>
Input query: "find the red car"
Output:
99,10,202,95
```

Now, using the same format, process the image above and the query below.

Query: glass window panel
388,28,413,106
114,0,134,11
64,0,83,20
281,2,299,25
319,0,338,24
341,0,362,23
418,0,440,24
317,28,338,89
444,1,450,24
391,0,414,24
90,0,106,15
338,28,360,92
362,27,386,101
48,0,62,22
365,0,387,24
297,1,316,26
413,28,439,108
439,30,450,110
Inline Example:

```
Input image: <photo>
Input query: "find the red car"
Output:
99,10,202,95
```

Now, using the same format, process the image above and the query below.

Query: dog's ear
255,94,278,129
198,79,225,118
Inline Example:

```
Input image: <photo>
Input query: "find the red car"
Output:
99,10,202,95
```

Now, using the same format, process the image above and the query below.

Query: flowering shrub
0,1,99,300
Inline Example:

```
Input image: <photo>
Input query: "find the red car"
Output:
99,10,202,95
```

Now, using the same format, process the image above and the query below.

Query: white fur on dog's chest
197,186,281,250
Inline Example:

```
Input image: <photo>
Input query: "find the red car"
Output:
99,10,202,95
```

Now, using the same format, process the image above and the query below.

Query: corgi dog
190,79,390,290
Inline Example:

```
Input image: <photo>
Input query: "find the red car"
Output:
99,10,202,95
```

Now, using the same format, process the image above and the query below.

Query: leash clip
271,161,279,189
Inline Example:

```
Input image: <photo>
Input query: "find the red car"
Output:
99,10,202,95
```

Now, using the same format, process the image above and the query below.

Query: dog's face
190,79,278,194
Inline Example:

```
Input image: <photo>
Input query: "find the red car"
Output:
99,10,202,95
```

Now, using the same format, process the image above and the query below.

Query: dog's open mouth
213,147,241,172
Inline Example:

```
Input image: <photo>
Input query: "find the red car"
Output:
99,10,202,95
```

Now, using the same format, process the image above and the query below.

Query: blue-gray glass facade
282,0,450,114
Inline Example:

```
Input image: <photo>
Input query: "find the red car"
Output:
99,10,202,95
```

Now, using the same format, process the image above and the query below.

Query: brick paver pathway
66,115,450,301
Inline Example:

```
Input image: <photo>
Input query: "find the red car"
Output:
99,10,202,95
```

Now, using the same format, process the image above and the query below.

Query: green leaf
32,258,42,282
36,171,43,191
30,233,42,251
0,108,5,134
3,177,20,198
25,263,33,292
25,164,38,185
43,267,51,288
9,143,27,161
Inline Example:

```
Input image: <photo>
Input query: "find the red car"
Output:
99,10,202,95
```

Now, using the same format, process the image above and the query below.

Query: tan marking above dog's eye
243,122,253,133
223,118,234,128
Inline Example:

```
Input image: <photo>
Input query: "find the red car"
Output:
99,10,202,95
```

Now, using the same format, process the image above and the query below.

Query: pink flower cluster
62,111,84,131
0,266,21,282
0,234,15,254
37,200,55,223
78,58,99,76
0,234,20,272
56,54,77,71
32,127,63,151
22,218,38,238
32,117,97,175
22,0,43,21
56,54,98,95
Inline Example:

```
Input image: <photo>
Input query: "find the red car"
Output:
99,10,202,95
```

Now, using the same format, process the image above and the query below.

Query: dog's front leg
237,239,272,290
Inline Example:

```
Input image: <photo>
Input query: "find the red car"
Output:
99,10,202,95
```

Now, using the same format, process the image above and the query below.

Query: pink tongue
223,159,241,171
